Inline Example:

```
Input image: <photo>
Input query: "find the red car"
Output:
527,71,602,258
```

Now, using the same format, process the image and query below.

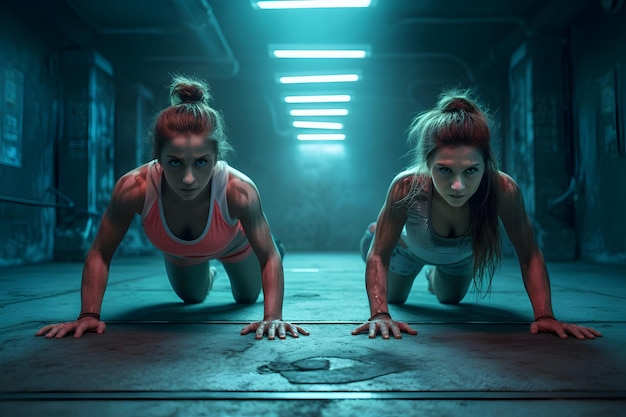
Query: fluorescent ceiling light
290,109,349,116
284,95,351,103
293,121,344,129
297,133,346,141
279,74,359,84
256,0,372,9
273,50,367,58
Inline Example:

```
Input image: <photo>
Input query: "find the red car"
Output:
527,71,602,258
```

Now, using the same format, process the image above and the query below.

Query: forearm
79,251,110,316
261,255,284,320
366,255,390,318
520,252,554,319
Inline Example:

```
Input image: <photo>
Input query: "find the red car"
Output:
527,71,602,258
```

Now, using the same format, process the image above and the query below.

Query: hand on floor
352,316,418,339
530,317,602,340
35,317,106,339
241,319,310,340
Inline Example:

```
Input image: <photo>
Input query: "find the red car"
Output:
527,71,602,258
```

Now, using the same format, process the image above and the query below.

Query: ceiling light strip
256,0,372,9
273,50,367,58
284,95,352,103
297,133,346,141
290,109,349,116
292,121,344,129
279,74,359,84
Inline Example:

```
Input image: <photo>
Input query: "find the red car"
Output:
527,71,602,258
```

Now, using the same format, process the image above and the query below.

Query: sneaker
424,265,435,294
209,266,218,291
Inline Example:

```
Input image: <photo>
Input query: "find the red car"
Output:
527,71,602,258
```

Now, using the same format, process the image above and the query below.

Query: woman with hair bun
37,74,307,340
353,89,601,341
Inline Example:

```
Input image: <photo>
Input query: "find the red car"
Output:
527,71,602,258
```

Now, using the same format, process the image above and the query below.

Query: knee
435,293,465,305
172,282,210,304
179,293,207,304
234,293,259,305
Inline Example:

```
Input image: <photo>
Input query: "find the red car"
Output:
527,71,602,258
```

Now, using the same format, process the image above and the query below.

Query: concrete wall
570,4,626,265
507,37,577,261
1,2,625,267
0,11,58,267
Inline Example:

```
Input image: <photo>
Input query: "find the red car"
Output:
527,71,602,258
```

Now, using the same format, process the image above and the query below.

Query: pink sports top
141,160,252,265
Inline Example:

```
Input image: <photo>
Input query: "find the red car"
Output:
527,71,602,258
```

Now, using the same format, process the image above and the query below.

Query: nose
182,167,195,185
451,175,465,191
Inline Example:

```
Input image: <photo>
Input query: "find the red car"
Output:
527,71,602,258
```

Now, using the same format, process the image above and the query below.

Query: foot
424,266,435,294
209,266,218,291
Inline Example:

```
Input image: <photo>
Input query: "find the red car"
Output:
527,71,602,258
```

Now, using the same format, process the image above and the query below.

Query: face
159,134,217,201
429,145,485,208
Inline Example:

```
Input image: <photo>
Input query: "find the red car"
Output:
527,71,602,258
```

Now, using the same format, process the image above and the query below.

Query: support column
114,83,155,255
54,49,115,261
508,37,576,260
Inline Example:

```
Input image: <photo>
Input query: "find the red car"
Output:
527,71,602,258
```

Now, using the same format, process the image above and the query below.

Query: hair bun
169,75,211,106
441,97,476,113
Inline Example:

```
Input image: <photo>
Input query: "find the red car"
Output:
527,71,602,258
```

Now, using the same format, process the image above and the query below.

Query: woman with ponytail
353,89,600,341
37,74,307,341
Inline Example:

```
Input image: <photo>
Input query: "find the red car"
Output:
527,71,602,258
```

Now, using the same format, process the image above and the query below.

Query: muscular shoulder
496,171,525,212
225,166,261,213
388,170,426,203
497,171,522,198
110,164,148,214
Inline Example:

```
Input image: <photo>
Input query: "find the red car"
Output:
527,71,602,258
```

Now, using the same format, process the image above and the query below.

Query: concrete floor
0,252,624,416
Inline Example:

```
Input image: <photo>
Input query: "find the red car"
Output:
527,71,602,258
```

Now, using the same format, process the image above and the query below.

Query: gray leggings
360,223,473,277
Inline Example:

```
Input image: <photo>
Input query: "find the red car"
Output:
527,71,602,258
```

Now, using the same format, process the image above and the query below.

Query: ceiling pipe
473,0,592,78
374,52,476,83
169,0,239,77
388,17,532,38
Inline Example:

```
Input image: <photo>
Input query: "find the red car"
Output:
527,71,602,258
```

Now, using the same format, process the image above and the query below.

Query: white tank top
401,179,473,265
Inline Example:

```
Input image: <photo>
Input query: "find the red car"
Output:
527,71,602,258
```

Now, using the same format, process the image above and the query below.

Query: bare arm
226,171,284,321
80,172,144,317
352,173,418,338
227,170,308,340
497,173,554,320
497,172,600,339
36,168,145,338
365,174,412,319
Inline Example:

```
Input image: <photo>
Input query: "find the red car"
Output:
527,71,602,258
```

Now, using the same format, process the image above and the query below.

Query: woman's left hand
241,319,310,340
530,317,602,340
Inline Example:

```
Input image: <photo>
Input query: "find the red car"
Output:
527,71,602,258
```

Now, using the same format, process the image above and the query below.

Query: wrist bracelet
534,315,555,321
369,312,391,321
78,312,101,321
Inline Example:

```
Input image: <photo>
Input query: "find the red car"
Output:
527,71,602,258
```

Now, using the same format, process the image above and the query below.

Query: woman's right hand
36,317,106,339
351,315,418,339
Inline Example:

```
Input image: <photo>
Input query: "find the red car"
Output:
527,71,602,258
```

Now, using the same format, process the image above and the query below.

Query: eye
195,159,208,167
168,159,182,167
438,167,451,174
465,167,478,174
